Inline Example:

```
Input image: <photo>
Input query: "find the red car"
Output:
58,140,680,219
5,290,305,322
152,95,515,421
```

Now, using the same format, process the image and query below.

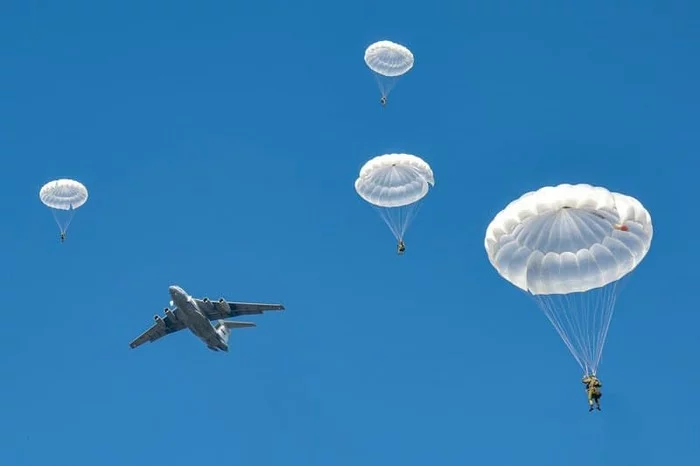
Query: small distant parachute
484,183,653,377
364,40,414,105
39,179,89,242
355,153,434,247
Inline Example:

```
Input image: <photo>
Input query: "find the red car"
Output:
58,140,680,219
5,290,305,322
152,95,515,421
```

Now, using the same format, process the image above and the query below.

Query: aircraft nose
168,286,181,297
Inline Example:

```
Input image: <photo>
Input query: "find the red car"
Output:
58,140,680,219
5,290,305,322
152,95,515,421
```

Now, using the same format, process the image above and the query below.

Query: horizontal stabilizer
222,321,257,329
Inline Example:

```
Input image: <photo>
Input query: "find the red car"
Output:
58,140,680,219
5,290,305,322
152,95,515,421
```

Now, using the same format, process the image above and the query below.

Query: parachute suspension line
401,200,423,236
373,206,401,240
372,205,401,240
51,207,76,234
590,275,631,373
374,205,409,241
534,294,586,371
537,291,586,375
531,281,622,376
373,73,399,98
591,282,620,374
373,201,423,242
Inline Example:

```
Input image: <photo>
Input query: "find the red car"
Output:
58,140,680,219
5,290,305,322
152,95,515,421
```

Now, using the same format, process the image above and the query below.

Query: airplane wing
129,312,187,349
195,298,285,320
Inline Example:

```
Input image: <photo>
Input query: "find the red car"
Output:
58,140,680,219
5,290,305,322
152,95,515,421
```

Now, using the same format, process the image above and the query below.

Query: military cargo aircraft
129,285,285,352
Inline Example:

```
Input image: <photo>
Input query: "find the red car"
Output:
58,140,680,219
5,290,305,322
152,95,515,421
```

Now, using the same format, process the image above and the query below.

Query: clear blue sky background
1,1,698,465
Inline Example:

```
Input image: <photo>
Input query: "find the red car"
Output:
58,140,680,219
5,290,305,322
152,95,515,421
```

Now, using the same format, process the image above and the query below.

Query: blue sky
1,1,698,465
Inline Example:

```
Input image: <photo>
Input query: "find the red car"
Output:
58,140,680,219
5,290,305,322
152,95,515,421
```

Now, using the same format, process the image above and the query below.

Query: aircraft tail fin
222,321,257,329
214,320,256,345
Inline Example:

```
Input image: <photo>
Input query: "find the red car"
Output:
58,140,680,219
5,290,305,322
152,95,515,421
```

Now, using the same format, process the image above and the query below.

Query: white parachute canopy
484,183,653,376
39,179,89,235
364,40,414,99
355,153,434,242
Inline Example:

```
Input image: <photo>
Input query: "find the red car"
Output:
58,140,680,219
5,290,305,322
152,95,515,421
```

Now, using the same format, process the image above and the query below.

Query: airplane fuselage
169,286,228,351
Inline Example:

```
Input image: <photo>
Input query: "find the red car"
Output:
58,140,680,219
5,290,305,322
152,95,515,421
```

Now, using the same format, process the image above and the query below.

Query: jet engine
154,315,164,325
202,297,210,303
216,298,231,314
164,308,175,320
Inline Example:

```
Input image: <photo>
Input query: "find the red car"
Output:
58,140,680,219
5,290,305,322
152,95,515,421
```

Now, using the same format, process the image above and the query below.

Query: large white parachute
40,179,89,238
355,153,434,243
364,40,414,101
485,183,653,375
